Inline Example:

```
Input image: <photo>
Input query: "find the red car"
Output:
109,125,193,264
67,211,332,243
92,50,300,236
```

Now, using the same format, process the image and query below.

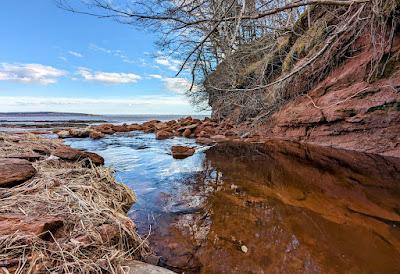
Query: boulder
0,158,36,187
69,128,91,138
84,152,105,166
54,146,84,161
0,214,63,237
142,120,161,127
31,144,51,155
57,130,71,139
89,130,105,140
177,124,198,132
93,124,115,135
154,122,167,130
128,124,143,131
171,146,195,159
156,130,173,140
112,124,131,132
182,128,192,138
166,120,177,126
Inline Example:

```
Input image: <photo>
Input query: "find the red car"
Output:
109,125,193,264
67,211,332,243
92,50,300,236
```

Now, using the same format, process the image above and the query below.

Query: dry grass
0,134,152,273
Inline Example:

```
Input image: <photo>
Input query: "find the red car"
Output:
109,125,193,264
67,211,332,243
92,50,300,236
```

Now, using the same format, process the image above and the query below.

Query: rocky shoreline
0,133,174,274
54,116,400,158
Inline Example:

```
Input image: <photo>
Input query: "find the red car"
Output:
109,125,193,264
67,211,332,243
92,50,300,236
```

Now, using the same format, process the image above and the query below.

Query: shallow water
67,134,400,274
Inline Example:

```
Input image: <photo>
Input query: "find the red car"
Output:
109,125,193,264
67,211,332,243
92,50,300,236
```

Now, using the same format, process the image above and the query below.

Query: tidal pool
67,134,400,274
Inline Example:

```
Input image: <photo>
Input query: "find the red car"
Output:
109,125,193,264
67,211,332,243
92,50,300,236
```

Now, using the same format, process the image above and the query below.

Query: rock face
258,35,400,157
171,146,195,159
0,214,63,237
0,158,36,187
206,17,400,157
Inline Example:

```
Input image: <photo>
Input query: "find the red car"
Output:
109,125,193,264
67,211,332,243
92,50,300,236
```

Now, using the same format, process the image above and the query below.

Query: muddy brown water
68,135,400,273
142,141,400,273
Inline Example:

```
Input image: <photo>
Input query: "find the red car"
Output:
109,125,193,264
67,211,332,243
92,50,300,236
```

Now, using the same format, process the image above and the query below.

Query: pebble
241,245,248,253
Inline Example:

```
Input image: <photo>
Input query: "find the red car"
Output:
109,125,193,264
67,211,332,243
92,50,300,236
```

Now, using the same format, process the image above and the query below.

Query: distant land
0,112,97,117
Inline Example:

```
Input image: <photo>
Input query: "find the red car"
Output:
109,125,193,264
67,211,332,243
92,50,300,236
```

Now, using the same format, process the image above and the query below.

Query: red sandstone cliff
206,5,400,157
259,34,400,157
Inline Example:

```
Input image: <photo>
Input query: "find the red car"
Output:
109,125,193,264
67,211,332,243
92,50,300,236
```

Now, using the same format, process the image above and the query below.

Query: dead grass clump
0,134,152,273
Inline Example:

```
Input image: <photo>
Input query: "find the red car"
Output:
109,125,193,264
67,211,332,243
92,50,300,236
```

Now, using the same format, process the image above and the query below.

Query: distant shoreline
0,112,209,117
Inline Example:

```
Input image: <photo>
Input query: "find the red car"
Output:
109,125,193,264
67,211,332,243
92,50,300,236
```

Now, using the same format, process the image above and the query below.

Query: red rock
166,120,177,126
31,144,51,155
171,145,195,159
89,130,105,140
177,124,198,132
224,130,237,137
0,214,63,237
196,137,215,145
211,135,229,143
54,145,84,161
69,128,91,138
198,131,210,138
4,153,42,162
83,152,104,166
142,120,161,127
156,130,173,140
154,122,168,130
0,158,36,187
57,130,71,138
112,124,130,132
93,124,115,135
127,124,143,131
53,146,104,165
183,128,192,138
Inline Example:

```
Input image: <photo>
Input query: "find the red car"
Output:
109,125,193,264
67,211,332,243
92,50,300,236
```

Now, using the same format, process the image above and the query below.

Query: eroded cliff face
259,34,400,157
207,8,400,157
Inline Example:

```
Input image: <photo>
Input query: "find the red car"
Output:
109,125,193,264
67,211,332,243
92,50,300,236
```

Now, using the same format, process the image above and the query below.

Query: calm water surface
67,134,400,274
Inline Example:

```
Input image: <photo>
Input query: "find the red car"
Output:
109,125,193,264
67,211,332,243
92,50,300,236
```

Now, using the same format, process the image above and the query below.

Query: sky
0,0,208,115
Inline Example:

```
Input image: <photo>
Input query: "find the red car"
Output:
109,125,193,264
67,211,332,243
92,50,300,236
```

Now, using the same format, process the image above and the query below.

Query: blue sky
0,0,207,114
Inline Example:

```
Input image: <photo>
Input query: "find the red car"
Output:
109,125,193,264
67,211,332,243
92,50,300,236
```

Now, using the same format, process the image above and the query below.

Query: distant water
0,112,207,132
0,112,206,124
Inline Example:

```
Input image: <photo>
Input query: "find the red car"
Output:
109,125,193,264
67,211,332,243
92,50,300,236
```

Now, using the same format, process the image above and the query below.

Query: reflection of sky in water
65,132,209,232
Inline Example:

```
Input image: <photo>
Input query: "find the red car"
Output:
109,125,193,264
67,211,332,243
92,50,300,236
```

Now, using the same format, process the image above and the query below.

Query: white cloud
0,63,66,85
148,74,163,79
155,56,181,72
77,67,141,84
162,77,192,94
88,43,135,64
68,51,83,58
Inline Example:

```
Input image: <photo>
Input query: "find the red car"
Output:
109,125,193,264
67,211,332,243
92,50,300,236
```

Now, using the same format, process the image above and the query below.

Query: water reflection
68,135,400,273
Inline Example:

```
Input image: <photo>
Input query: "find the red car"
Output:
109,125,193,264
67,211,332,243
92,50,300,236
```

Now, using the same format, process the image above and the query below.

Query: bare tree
57,0,398,117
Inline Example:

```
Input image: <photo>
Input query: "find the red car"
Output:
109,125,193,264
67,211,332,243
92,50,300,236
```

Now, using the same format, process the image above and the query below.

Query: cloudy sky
0,0,208,115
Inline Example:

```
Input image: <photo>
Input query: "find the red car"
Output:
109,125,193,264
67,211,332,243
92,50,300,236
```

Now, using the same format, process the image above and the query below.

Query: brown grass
0,134,152,273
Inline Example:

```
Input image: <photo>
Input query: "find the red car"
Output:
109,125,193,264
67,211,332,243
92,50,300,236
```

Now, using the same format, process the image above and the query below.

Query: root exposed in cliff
0,134,152,273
